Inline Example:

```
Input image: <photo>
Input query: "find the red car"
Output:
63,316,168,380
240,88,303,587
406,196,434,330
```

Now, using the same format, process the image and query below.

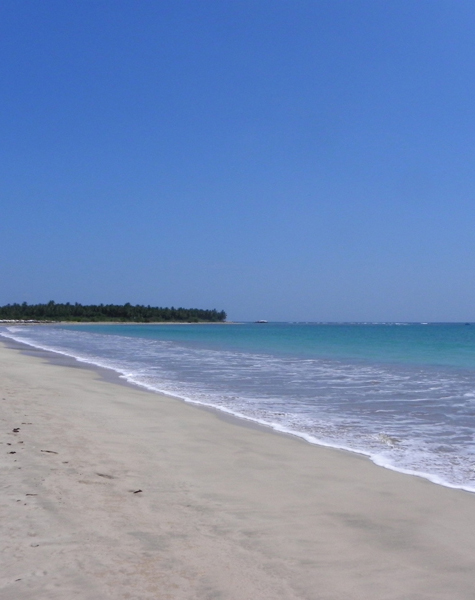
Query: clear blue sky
2,0,475,322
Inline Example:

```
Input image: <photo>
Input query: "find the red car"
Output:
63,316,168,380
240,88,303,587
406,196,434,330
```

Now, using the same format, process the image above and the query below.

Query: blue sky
2,0,475,321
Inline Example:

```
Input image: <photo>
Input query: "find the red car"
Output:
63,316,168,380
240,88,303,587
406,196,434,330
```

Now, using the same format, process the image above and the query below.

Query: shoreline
2,330,474,494
1,341,475,598
0,321,239,325
0,335,281,439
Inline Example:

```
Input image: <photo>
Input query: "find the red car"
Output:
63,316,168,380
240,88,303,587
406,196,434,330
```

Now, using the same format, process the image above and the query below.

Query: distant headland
0,302,227,323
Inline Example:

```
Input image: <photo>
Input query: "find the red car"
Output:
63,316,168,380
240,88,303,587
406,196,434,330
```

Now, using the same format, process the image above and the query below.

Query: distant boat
255,320,268,324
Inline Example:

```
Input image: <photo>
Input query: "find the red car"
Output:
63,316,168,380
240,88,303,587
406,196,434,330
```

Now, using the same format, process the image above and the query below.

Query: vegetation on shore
0,301,227,323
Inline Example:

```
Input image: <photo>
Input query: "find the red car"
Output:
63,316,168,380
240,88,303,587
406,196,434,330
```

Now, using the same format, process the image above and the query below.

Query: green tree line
0,301,227,323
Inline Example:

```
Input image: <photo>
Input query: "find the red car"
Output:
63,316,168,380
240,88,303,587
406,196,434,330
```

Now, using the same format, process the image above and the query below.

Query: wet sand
1,340,475,599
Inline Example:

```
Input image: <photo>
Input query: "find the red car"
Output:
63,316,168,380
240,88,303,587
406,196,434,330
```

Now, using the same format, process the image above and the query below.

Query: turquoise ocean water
2,322,475,491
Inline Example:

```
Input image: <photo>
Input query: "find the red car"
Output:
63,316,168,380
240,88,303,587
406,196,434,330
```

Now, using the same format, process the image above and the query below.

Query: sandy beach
1,340,475,600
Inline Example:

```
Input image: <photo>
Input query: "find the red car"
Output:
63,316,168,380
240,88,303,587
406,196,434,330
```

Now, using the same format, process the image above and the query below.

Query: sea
1,322,475,492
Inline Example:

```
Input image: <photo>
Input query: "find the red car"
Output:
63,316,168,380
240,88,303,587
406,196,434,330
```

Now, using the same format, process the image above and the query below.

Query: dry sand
1,340,475,600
